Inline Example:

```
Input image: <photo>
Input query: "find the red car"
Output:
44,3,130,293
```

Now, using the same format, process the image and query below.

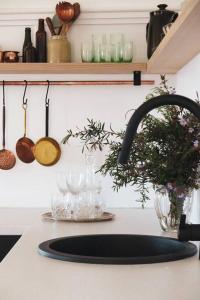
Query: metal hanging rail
0,80,154,86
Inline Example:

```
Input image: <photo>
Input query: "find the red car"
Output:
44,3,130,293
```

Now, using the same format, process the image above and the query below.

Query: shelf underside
0,63,147,74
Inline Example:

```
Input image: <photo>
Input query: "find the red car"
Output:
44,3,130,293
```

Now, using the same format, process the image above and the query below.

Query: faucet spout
118,94,200,164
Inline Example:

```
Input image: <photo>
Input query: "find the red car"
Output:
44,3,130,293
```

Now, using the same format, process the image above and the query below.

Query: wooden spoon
56,2,74,35
65,2,80,34
46,17,56,36
52,14,62,35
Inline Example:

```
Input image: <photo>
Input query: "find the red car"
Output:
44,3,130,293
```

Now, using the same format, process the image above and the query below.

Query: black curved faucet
118,94,200,247
118,94,200,164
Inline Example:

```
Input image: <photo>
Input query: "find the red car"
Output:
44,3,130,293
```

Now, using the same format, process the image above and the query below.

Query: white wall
0,1,177,208
0,0,182,12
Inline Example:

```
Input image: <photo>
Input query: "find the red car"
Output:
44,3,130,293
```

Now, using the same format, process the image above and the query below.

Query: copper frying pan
0,81,16,170
34,81,61,166
16,81,35,163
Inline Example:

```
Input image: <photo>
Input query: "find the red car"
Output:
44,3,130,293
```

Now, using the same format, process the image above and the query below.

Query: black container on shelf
22,27,32,62
22,27,37,62
24,42,37,62
146,4,178,59
36,19,47,62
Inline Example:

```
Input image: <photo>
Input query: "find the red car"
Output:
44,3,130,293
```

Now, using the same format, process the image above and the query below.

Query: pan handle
45,99,49,137
2,80,5,149
2,104,5,149
45,81,50,137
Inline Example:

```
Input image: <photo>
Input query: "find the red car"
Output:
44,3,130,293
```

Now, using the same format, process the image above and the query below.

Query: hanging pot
33,82,61,166
0,81,16,170
16,81,35,163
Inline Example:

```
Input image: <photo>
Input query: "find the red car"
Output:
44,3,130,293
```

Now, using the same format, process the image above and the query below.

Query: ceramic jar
47,36,71,63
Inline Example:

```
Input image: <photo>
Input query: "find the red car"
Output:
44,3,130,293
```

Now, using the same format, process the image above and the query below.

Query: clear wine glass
66,169,86,220
56,171,68,197
66,170,86,195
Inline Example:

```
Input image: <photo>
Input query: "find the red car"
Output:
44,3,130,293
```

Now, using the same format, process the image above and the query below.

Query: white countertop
0,208,199,300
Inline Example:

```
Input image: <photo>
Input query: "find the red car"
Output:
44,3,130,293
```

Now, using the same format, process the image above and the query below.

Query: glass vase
154,186,193,232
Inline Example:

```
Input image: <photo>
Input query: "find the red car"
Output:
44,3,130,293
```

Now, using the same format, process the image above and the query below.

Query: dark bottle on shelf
22,27,32,62
24,42,37,62
36,19,47,62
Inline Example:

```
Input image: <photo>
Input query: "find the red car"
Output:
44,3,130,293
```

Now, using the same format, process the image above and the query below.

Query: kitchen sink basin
38,234,197,264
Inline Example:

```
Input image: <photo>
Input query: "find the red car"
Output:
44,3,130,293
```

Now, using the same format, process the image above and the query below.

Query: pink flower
188,128,194,133
166,183,174,190
177,193,185,199
193,140,199,148
179,118,188,127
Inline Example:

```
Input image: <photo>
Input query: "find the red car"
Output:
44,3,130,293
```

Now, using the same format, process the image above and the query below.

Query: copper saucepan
0,81,16,170
16,81,35,163
34,81,61,166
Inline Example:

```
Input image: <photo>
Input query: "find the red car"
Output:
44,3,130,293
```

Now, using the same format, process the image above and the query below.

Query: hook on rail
22,80,28,107
45,80,50,106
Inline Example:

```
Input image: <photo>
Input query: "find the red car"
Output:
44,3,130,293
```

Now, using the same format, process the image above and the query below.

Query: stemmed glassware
56,171,68,197
52,157,104,220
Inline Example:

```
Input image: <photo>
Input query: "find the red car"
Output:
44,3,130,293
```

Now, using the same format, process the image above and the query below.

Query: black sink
38,234,197,264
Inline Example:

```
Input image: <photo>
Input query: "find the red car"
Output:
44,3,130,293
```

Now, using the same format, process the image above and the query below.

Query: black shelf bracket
133,71,141,86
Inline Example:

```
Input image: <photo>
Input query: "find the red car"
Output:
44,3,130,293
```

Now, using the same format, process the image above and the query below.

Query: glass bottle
24,42,37,62
22,27,32,62
36,19,47,62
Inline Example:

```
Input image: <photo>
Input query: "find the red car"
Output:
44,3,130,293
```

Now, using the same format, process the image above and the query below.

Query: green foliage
62,76,200,207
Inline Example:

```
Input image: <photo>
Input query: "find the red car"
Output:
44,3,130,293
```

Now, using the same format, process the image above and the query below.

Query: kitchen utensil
16,81,35,164
3,51,19,63
0,81,16,170
52,14,62,35
42,211,114,222
45,17,56,36
146,4,178,58
56,2,75,36
56,2,74,23
34,81,61,166
66,2,80,31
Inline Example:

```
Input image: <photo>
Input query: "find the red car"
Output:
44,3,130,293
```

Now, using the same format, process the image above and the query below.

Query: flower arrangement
62,76,200,218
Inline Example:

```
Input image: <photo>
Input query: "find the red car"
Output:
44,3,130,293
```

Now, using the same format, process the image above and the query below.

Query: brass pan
34,88,61,166
34,137,61,166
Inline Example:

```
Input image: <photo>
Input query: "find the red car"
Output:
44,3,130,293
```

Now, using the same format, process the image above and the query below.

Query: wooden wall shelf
0,1,199,76
0,62,147,74
147,0,200,74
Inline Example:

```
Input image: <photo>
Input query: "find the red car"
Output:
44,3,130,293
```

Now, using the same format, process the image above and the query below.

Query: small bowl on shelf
3,51,19,63
0,51,4,63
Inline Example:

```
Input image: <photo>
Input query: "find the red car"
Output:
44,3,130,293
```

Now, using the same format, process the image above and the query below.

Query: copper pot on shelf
0,51,4,63
3,51,19,63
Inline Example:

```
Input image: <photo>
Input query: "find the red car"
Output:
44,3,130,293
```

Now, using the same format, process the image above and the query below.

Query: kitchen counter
0,208,199,300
